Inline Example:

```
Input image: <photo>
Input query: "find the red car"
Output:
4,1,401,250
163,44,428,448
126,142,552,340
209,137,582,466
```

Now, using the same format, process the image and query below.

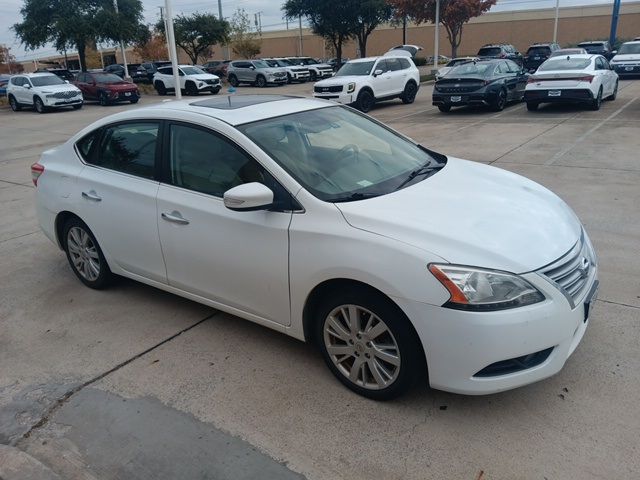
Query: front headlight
428,264,545,311
347,82,356,93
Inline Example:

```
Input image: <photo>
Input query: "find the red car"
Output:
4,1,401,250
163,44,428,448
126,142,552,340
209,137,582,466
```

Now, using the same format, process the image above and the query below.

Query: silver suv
227,60,287,88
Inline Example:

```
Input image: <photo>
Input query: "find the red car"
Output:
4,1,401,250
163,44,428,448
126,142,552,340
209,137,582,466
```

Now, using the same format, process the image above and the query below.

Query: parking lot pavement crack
0,231,41,245
596,298,640,310
0,179,33,189
544,97,637,166
15,311,220,445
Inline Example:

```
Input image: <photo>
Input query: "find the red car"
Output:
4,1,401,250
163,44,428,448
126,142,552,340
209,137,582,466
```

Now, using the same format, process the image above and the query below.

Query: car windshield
296,58,315,65
527,47,551,55
579,43,605,53
238,106,445,202
335,61,375,76
446,62,492,77
551,49,585,57
181,66,205,75
478,47,502,56
252,60,270,69
538,57,591,71
31,75,66,86
618,43,640,54
93,73,124,83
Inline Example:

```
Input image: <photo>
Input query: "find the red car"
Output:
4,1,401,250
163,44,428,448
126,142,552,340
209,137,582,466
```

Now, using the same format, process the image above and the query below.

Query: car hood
335,158,581,273
189,73,220,81
98,82,137,90
315,75,365,86
259,67,286,74
612,53,640,62
36,84,80,93
436,67,451,76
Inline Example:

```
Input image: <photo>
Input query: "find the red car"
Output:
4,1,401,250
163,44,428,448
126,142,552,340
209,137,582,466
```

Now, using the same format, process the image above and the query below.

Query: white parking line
544,97,637,166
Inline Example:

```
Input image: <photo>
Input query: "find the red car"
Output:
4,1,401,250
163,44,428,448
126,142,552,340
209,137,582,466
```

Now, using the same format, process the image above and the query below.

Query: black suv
477,44,523,66
104,63,144,80
523,42,560,72
577,41,614,60
138,61,172,82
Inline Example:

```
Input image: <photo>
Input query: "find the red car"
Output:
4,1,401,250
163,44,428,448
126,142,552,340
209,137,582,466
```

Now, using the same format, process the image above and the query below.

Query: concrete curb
0,444,61,480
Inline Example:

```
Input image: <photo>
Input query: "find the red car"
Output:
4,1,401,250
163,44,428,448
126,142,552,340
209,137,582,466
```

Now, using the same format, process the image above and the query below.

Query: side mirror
611,50,617,55
223,182,273,212
23,83,31,89
373,69,383,77
249,65,255,70
64,80,69,83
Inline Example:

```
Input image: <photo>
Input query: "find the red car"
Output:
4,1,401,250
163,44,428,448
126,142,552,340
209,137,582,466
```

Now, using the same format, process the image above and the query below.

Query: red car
73,71,140,106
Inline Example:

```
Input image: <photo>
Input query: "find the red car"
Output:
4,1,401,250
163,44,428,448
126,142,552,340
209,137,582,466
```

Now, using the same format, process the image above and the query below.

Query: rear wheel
590,87,602,110
255,75,267,88
607,81,618,101
438,105,451,113
63,218,113,289
491,88,507,111
315,287,424,400
287,73,292,84
130,98,139,104
401,82,418,104
354,89,375,113
526,102,539,111
8,95,21,111
154,81,166,96
228,74,239,87
34,96,46,113
211,87,221,95
309,70,317,82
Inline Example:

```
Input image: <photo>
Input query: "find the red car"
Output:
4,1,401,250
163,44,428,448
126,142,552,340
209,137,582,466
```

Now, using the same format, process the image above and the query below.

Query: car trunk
435,77,486,93
529,71,592,88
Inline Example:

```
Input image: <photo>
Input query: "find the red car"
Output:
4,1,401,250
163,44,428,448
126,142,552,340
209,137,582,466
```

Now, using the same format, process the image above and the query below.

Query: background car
524,54,618,111
138,61,172,82
313,55,420,113
73,71,140,105
286,57,333,81
202,60,228,78
550,48,588,57
387,44,423,58
153,65,221,96
6,73,83,113
226,60,287,87
432,59,527,112
477,44,523,66
523,42,560,72
34,68,75,81
104,63,142,79
609,40,640,76
435,57,479,79
0,74,10,96
263,58,310,83
327,57,350,72
577,41,614,60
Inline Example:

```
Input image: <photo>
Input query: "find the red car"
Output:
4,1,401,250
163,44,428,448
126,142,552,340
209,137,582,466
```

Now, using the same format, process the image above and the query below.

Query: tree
13,0,147,71
156,12,229,65
352,0,393,58
283,0,353,66
134,33,169,61
0,45,23,74
390,0,496,57
228,9,262,59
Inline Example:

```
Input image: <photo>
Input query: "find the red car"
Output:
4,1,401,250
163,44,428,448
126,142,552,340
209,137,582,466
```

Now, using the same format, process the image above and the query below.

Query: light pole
217,0,229,60
164,0,182,99
113,0,130,80
433,0,440,73
298,16,303,56
553,0,560,44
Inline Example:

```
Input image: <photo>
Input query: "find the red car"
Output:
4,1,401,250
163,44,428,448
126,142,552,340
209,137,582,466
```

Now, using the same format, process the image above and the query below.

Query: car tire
526,102,539,111
186,81,198,96
286,73,292,84
34,96,46,114
354,89,375,113
314,286,425,400
228,74,239,87
99,92,109,106
438,105,451,113
255,75,267,88
211,87,221,95
62,217,113,290
8,95,21,112
155,81,167,96
607,81,618,101
401,81,418,104
129,98,139,104
491,88,507,111
72,103,82,110
590,87,603,111
310,71,317,82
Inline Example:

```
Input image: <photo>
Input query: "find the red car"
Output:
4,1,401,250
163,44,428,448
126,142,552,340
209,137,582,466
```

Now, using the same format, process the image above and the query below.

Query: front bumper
109,91,140,102
44,95,83,107
394,269,597,395
612,64,640,75
291,72,310,81
524,88,594,104
267,77,288,85
313,92,353,104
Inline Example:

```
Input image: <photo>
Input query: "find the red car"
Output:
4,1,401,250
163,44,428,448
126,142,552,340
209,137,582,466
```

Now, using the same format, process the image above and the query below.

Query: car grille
274,72,286,78
204,79,220,85
538,233,596,307
293,68,308,73
314,85,343,93
49,91,80,99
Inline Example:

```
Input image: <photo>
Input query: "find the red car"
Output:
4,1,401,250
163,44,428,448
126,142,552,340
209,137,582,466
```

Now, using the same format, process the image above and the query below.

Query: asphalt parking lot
1,79,639,480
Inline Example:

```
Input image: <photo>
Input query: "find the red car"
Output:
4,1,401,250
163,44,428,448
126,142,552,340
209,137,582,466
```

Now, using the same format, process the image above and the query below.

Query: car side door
235,62,252,82
73,121,167,283
157,67,174,89
593,57,610,95
506,60,527,98
10,76,27,104
156,121,293,325
386,58,407,95
372,59,393,97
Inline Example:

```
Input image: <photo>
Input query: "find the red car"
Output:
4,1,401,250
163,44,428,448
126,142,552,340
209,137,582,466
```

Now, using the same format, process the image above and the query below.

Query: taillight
499,53,506,58
577,75,594,83
31,162,44,187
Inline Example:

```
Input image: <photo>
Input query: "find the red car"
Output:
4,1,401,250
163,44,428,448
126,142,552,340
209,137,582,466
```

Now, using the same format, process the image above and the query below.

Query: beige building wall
21,1,640,71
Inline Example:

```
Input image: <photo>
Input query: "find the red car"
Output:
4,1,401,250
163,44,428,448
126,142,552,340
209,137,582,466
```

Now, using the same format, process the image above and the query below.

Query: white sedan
524,54,618,111
153,65,221,96
32,95,598,399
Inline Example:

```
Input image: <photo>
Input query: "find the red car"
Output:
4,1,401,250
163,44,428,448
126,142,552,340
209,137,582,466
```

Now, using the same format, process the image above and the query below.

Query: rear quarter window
478,47,502,56
76,130,101,162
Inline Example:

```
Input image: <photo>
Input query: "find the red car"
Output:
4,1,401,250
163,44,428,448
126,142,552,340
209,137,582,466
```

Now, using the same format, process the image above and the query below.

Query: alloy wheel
256,75,266,88
34,97,45,113
323,304,401,390
67,226,101,282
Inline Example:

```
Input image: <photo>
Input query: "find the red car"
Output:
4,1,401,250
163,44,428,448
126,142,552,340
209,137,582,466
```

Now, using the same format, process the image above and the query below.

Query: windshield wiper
394,163,443,191
331,192,382,203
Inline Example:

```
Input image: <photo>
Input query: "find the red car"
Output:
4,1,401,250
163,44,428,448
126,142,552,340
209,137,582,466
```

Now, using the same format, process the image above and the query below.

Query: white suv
313,56,420,112
7,73,83,113
287,57,334,81
153,65,221,96
264,58,310,83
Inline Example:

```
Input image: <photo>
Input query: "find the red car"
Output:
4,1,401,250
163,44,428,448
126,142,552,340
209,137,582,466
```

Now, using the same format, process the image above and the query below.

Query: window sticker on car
357,180,373,187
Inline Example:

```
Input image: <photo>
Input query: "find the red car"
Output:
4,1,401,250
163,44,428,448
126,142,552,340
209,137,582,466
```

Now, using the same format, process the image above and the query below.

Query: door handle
81,190,102,202
161,211,190,225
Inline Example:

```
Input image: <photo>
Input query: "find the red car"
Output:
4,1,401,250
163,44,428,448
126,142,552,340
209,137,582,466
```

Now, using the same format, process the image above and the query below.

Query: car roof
19,73,58,78
622,40,640,45
128,95,335,126
578,41,607,45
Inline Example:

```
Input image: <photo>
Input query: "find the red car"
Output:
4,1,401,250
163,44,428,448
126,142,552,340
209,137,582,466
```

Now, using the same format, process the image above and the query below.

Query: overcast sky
0,0,633,61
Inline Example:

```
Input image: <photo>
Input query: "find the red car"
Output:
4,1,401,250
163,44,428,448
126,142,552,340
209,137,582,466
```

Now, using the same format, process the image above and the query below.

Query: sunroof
190,95,299,110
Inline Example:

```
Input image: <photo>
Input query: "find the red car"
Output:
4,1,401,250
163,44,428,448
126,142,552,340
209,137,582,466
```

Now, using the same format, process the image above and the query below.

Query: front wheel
72,103,83,110
211,87,221,95
185,81,198,96
228,74,239,87
354,90,375,113
590,87,602,111
99,92,109,106
63,218,113,289
315,287,424,400
34,96,46,113
401,82,418,104
154,81,167,96
438,105,451,113
255,75,267,88
526,102,539,111
491,88,507,111
129,98,139,104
